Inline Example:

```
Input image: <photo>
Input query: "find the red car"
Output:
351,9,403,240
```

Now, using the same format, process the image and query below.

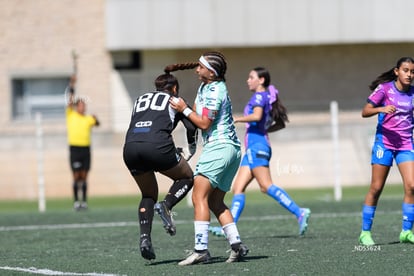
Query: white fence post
36,112,46,212
330,101,342,201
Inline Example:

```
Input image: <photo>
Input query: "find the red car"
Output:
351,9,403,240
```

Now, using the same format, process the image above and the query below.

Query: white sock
194,221,209,251
223,222,241,245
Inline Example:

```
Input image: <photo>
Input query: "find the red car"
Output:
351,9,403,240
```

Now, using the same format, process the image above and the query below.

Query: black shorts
69,146,91,172
123,142,180,175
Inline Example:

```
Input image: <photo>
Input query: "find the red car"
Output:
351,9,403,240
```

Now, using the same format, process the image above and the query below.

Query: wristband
183,107,193,117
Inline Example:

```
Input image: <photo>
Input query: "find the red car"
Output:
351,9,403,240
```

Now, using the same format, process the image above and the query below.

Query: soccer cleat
359,230,375,246
140,235,156,260
154,201,176,236
73,201,81,211
226,243,249,263
208,226,225,237
80,201,88,210
178,250,211,266
399,230,414,243
298,208,311,235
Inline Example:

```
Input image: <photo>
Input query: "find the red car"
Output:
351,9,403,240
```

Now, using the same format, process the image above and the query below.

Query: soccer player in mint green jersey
170,51,248,265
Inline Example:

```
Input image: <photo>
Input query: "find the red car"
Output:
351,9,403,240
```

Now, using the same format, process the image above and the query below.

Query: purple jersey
243,91,273,147
367,81,414,150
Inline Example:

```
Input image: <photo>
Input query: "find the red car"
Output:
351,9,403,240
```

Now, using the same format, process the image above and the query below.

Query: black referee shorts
69,146,91,172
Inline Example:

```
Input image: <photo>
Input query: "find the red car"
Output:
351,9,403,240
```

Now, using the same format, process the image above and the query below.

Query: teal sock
230,194,245,223
267,184,301,218
402,203,414,231
361,204,376,231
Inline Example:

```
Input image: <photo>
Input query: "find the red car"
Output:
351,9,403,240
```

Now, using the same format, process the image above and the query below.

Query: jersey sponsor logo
398,101,410,107
255,94,263,104
133,121,152,133
135,121,152,128
133,127,150,133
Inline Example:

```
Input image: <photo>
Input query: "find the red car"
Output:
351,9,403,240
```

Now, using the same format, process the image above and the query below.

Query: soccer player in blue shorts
359,57,414,245
209,67,311,237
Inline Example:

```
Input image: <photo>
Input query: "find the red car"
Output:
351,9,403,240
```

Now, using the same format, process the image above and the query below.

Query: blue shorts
371,142,414,166
195,142,241,192
240,142,271,169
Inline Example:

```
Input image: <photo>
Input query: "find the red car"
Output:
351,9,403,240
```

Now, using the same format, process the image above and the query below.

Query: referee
66,75,100,211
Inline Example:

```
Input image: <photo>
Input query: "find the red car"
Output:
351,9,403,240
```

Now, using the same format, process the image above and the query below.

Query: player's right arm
66,75,76,107
361,102,396,118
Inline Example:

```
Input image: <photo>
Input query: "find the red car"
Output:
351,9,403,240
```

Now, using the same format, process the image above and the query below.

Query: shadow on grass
147,254,268,266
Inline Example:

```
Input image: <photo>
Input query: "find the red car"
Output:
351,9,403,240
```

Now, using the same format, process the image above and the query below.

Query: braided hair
202,51,227,81
154,63,199,94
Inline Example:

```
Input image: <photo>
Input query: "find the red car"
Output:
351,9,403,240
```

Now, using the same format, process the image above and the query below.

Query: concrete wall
112,43,414,124
0,110,404,200
106,0,414,49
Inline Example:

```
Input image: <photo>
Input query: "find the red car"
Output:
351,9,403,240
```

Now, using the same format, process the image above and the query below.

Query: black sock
139,197,155,238
73,181,79,201
164,178,193,209
81,181,87,202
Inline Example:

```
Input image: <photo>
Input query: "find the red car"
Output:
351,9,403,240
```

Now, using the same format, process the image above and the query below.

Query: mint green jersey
195,81,240,147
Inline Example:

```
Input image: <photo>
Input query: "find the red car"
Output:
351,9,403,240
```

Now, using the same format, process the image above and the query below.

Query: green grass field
1,185,412,276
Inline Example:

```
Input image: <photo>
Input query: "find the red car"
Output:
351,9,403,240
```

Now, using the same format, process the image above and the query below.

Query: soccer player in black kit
123,64,198,261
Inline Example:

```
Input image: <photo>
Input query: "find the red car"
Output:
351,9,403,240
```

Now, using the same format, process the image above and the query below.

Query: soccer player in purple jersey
209,67,311,237
359,57,414,245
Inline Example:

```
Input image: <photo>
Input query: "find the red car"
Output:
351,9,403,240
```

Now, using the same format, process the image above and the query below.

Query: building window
12,77,69,120
112,51,141,70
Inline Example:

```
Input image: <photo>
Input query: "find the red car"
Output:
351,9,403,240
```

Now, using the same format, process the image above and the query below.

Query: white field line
0,266,125,276
0,221,137,232
0,210,400,232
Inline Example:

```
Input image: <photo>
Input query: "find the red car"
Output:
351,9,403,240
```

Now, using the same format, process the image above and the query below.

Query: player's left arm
92,115,100,127
234,106,263,123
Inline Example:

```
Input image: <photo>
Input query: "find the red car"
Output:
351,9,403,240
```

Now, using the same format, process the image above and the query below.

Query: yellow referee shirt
66,107,97,147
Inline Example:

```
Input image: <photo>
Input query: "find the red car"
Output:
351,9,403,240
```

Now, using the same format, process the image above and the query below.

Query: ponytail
369,57,414,91
269,95,289,132
164,63,199,74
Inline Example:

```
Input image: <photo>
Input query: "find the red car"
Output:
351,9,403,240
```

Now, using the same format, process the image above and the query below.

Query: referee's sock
81,181,87,202
73,181,79,201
